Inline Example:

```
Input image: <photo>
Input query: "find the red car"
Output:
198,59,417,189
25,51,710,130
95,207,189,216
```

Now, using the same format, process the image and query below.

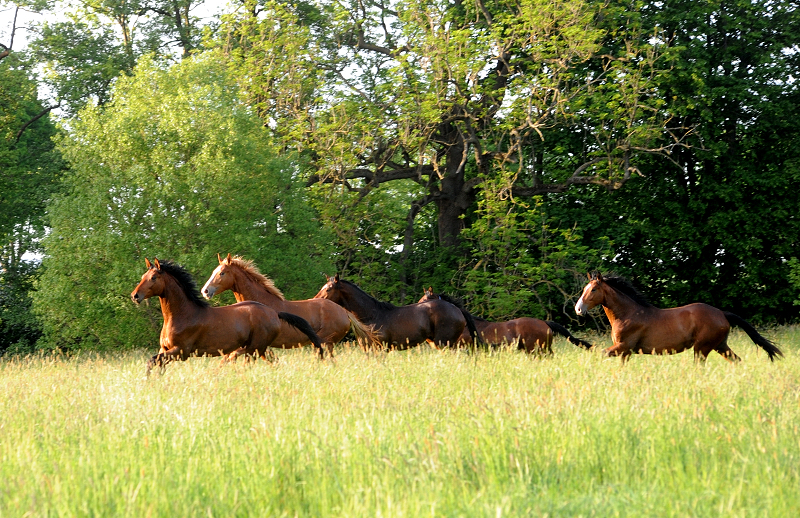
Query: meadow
1,328,799,517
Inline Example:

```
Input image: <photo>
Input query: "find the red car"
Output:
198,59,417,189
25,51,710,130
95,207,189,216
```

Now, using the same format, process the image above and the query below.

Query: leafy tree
458,183,611,323
32,53,334,351
0,48,62,354
26,0,209,116
551,0,800,323
220,0,685,260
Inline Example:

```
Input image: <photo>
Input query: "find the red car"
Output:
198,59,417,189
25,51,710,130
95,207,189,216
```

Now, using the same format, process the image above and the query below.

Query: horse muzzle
131,292,142,304
575,300,587,316
202,285,216,299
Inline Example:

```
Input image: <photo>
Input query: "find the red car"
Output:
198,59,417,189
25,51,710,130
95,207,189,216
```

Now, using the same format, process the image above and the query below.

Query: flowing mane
603,275,654,308
338,279,396,311
229,256,285,300
157,260,210,307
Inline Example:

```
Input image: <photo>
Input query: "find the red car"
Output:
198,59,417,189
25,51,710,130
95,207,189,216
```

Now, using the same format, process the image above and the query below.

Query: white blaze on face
201,267,220,299
575,285,590,316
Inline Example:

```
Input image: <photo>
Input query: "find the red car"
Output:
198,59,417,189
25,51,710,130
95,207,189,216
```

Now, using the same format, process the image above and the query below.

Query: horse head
201,253,237,299
131,257,166,303
575,271,606,316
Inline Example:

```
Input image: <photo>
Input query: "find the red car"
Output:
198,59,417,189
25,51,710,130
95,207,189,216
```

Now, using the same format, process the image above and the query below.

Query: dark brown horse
131,258,323,373
419,287,594,354
313,275,467,350
574,272,783,362
201,254,379,353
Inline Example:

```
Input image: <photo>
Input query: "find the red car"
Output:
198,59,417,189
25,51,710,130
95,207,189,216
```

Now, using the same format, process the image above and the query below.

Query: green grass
2,328,800,517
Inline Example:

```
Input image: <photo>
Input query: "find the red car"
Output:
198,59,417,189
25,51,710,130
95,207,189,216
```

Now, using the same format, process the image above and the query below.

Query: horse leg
604,344,632,363
145,346,184,375
714,341,741,363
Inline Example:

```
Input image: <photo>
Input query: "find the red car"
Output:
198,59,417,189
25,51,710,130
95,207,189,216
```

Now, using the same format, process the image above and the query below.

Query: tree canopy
32,54,333,350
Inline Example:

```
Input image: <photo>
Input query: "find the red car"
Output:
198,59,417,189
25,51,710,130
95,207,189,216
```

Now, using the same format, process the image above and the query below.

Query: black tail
723,312,783,361
277,312,325,359
545,321,594,350
462,309,484,347
433,293,484,346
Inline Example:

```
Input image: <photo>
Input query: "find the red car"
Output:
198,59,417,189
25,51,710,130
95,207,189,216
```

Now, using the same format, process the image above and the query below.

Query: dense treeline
1,0,799,354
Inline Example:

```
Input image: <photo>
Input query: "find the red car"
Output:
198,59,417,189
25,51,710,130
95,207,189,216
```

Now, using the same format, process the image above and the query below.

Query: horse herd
130,255,783,374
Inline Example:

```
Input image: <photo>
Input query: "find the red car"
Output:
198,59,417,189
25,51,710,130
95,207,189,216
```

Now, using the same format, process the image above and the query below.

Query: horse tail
462,310,484,346
277,312,325,359
545,321,594,350
723,312,783,361
346,311,381,351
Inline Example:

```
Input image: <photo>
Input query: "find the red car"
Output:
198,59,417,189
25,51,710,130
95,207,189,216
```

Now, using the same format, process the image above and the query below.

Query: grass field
2,328,799,517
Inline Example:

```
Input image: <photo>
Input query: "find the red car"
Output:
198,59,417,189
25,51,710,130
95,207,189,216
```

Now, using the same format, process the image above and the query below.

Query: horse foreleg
604,344,632,363
145,346,184,375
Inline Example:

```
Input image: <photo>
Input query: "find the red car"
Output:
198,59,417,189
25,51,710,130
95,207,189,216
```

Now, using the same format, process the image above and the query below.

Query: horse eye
591,288,597,293
219,272,225,276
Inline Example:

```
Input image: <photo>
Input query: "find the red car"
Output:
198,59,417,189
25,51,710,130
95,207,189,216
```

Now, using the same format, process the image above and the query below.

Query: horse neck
339,286,387,324
158,275,202,323
600,284,645,324
231,267,282,306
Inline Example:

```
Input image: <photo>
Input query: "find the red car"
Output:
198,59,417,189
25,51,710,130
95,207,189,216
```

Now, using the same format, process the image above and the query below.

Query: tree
26,0,209,116
32,53,334,351
0,46,62,354
220,0,686,261
550,0,800,323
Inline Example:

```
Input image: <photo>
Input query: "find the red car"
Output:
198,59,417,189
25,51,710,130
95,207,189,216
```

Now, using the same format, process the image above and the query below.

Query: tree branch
15,104,60,142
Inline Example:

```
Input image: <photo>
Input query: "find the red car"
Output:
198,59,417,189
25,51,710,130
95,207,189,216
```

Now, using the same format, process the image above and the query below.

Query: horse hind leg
714,341,741,363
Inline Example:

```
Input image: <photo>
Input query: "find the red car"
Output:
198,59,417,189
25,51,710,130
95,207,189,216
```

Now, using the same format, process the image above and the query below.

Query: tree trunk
434,125,475,249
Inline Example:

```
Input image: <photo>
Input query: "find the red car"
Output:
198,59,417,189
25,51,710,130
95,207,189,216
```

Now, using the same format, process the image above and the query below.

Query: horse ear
334,273,340,283
586,272,592,280
145,258,152,269
218,253,223,264
225,253,232,264
154,257,161,270
596,271,604,281
323,273,330,281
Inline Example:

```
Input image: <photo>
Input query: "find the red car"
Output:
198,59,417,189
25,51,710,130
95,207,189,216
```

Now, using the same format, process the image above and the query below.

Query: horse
201,254,380,353
313,275,468,350
419,287,594,354
131,258,324,374
574,271,783,362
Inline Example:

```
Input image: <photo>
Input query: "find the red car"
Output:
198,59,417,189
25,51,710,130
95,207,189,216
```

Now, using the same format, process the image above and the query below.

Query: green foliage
0,52,63,354
547,0,800,323
32,53,333,351
459,177,611,321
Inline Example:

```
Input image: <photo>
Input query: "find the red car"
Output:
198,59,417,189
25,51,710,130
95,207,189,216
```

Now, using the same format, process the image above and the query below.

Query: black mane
157,260,210,307
603,275,654,308
338,279,396,311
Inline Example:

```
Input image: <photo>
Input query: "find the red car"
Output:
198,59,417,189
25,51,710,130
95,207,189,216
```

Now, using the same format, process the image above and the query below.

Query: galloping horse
131,258,323,373
313,275,468,350
574,272,783,362
419,287,594,354
201,254,379,353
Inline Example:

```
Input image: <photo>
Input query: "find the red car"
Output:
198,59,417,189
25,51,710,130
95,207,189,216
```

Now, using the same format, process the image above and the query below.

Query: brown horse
574,272,783,362
419,287,594,354
313,275,467,350
131,258,323,373
201,254,379,353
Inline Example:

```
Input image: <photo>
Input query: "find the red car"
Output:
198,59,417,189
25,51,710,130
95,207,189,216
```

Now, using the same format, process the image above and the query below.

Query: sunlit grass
1,328,799,517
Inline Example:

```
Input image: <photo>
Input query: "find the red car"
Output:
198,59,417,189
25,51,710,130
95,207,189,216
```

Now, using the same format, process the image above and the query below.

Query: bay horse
574,272,783,362
131,258,323,373
313,275,468,350
201,254,380,353
419,287,594,354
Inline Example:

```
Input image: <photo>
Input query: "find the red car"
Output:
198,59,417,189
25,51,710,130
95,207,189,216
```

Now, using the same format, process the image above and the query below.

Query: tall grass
1,328,799,517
